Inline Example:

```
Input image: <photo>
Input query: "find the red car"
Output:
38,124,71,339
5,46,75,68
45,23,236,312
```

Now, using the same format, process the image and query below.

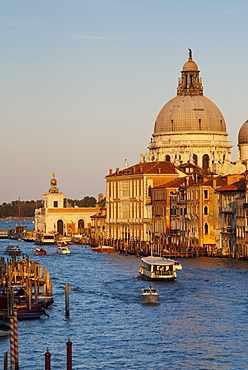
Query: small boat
139,256,182,280
56,246,70,254
57,241,69,247
5,243,21,256
0,294,48,320
0,322,10,336
141,286,159,303
34,247,47,255
91,245,115,252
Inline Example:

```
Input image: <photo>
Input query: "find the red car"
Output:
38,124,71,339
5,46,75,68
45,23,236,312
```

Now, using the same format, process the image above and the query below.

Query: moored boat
5,243,21,256
139,256,182,280
141,286,159,303
0,294,48,320
91,245,115,252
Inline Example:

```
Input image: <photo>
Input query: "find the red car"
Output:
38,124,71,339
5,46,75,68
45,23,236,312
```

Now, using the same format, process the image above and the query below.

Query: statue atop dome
188,48,192,61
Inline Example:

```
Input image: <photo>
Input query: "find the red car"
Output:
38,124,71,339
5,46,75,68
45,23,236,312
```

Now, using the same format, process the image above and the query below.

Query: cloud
71,34,125,41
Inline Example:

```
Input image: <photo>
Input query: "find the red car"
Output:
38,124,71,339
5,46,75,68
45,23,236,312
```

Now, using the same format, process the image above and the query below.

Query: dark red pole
67,338,72,370
44,348,51,370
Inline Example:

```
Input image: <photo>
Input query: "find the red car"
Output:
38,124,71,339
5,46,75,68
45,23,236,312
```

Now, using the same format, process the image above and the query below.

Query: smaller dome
183,60,198,71
238,120,248,145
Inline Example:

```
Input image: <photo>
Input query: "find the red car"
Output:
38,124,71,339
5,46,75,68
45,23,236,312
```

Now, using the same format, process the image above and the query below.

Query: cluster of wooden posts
0,256,71,369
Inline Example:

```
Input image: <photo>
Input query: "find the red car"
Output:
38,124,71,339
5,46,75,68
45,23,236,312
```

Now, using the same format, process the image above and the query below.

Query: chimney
116,168,120,175
158,167,161,174
109,169,113,176
124,159,128,168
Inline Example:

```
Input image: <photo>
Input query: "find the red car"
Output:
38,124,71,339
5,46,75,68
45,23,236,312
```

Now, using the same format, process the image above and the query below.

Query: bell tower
43,175,65,209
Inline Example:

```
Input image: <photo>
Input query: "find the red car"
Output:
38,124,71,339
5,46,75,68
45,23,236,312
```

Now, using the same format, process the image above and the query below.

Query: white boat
56,246,70,254
5,243,22,256
141,287,159,303
139,256,182,280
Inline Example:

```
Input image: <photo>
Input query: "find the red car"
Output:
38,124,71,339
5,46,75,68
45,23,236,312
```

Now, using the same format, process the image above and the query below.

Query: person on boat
149,285,153,290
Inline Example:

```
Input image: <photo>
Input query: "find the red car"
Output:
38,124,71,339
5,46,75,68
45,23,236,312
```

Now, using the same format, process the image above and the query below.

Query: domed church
141,49,245,175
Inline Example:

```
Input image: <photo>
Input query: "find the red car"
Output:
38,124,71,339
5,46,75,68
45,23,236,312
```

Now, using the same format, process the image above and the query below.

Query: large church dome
144,49,233,174
154,49,227,136
154,95,227,135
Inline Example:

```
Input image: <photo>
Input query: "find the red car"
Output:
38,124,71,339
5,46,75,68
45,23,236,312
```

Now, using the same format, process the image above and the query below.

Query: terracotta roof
216,178,245,192
153,177,186,189
107,161,177,177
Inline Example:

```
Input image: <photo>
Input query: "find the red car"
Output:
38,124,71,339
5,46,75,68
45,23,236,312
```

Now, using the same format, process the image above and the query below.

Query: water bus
139,256,182,281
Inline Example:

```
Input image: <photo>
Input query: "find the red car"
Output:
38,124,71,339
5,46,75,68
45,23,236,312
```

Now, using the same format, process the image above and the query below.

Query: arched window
78,220,84,229
204,206,208,215
165,155,171,162
78,219,84,230
57,220,64,235
204,223,209,235
193,154,198,165
202,154,209,170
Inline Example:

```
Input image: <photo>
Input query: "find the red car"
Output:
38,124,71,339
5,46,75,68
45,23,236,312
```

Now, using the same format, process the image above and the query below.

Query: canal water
0,220,248,369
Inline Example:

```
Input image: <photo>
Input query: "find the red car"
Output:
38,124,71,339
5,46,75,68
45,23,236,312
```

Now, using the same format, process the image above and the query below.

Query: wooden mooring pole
66,338,72,370
44,348,51,370
9,309,18,370
4,351,8,370
65,283,70,318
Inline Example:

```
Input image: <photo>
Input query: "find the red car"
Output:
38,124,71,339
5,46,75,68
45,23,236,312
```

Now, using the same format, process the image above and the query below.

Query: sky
1,0,248,204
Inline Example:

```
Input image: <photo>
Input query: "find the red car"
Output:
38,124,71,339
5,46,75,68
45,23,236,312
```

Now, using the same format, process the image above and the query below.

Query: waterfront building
90,206,107,245
105,161,186,243
35,177,97,238
216,177,245,258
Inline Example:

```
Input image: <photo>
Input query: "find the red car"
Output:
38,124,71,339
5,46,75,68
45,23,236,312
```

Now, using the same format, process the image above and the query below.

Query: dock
0,255,53,319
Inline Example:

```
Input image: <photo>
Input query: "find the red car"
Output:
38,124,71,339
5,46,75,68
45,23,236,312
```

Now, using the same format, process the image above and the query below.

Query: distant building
35,177,97,236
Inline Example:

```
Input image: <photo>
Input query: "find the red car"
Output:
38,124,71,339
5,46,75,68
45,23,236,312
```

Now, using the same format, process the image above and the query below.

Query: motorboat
91,245,115,252
141,286,159,303
5,243,21,256
139,256,182,280
57,241,69,247
56,246,70,254
34,247,47,255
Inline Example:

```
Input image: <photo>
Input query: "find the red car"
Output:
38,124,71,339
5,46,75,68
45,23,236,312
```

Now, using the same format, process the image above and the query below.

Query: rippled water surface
0,221,248,369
